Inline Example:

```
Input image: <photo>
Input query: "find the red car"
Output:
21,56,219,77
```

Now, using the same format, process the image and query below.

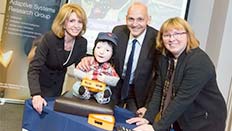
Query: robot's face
94,41,113,63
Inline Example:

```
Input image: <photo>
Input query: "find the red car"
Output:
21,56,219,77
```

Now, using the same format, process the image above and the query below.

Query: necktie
121,39,137,100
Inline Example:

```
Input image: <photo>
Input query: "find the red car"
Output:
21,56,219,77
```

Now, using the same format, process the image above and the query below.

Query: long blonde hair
156,17,199,56
51,3,87,38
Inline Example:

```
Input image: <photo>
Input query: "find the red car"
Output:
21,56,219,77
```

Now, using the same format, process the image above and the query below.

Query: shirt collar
93,60,111,69
129,29,147,46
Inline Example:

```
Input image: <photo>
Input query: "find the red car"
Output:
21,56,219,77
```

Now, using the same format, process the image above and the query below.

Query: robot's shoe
73,84,91,99
94,88,112,104
104,89,111,98
79,86,86,95
79,87,91,99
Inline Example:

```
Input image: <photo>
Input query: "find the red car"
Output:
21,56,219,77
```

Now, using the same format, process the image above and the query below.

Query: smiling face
162,29,188,58
126,3,150,38
64,12,83,37
94,41,113,63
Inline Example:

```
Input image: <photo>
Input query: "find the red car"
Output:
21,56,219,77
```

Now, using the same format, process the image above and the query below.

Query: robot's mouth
97,55,104,59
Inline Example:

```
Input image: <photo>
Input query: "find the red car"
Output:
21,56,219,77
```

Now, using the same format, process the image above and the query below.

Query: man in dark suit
111,2,158,112
77,2,158,112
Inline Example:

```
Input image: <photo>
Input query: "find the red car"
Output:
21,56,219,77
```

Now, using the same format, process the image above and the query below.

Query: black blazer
28,31,87,97
112,25,158,107
145,48,227,131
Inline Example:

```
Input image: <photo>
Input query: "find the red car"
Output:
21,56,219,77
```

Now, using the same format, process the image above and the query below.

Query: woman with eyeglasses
126,17,227,131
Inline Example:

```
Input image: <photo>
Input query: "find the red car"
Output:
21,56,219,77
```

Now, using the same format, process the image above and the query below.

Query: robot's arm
97,74,119,87
73,68,93,80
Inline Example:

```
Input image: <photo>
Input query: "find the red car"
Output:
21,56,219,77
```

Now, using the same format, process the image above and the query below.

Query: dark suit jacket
145,48,227,131
28,31,87,97
112,25,158,107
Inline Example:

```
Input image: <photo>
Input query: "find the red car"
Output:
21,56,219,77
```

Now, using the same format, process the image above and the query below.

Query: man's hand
32,95,47,114
136,107,147,117
76,56,94,71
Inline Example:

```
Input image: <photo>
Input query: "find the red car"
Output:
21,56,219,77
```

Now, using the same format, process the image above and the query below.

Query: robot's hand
97,73,106,82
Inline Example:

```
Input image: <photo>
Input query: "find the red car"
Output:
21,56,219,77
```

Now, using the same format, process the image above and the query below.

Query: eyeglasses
162,32,187,39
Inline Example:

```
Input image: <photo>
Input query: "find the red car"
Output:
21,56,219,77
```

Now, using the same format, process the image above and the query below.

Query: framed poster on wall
67,0,191,54
0,0,63,99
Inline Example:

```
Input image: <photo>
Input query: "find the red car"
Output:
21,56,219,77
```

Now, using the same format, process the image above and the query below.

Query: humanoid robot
72,32,119,104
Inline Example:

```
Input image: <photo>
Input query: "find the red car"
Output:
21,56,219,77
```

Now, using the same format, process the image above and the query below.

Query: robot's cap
96,32,118,46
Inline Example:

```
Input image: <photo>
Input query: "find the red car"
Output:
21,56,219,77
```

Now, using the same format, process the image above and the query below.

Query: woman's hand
126,117,154,131
133,124,155,131
136,107,147,117
126,117,149,126
32,95,47,114
76,56,94,71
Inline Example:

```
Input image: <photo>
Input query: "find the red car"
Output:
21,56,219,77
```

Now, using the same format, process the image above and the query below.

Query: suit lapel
134,28,153,79
118,29,130,76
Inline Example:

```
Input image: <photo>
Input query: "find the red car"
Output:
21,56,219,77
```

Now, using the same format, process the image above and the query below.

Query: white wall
187,0,214,50
188,0,232,101
215,0,232,101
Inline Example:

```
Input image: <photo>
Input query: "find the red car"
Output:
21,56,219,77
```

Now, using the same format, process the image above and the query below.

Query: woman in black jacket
127,17,227,131
28,3,87,114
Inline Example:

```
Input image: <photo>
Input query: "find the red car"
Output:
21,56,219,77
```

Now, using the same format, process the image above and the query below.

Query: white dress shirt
122,29,146,84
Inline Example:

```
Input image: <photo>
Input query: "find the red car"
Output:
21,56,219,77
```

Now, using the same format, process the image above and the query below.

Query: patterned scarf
155,58,175,122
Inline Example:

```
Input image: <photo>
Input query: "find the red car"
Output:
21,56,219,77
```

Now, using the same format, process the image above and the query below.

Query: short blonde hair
156,17,199,55
51,3,87,38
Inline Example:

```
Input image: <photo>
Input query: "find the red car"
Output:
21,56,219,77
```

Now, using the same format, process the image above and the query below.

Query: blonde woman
28,3,87,114
127,17,227,131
